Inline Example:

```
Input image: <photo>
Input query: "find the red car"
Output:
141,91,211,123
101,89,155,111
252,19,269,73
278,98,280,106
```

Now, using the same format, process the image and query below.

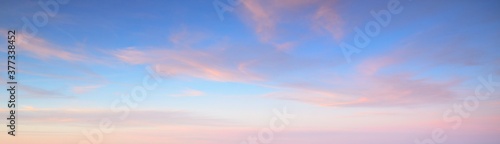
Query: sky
0,0,499,144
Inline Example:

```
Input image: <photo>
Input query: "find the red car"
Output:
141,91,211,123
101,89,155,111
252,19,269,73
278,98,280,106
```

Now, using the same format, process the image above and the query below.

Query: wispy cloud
113,47,263,82
238,0,344,50
5,108,237,127
312,4,344,40
71,84,104,94
240,0,276,42
170,88,205,97
21,84,74,99
16,34,87,62
266,71,461,107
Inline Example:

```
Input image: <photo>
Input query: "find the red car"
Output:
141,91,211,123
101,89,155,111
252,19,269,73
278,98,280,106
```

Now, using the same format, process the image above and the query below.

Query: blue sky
1,0,500,144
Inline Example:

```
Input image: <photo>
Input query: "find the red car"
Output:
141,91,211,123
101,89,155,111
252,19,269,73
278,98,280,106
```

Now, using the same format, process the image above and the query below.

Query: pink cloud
170,88,205,97
241,0,276,42
312,5,344,40
356,48,409,75
16,34,87,61
113,47,263,82
21,84,74,98
266,72,461,107
71,84,104,94
238,0,344,49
